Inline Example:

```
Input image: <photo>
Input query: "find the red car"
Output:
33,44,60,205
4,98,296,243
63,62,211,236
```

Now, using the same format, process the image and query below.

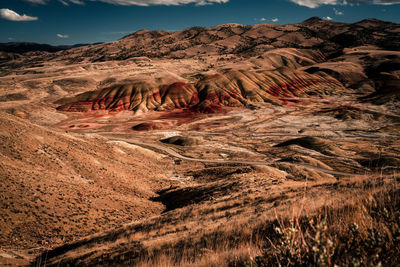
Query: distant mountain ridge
0,42,103,54
1,17,399,61
62,17,400,62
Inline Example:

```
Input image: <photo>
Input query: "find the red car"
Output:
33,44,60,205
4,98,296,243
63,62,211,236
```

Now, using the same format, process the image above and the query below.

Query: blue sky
1,0,399,45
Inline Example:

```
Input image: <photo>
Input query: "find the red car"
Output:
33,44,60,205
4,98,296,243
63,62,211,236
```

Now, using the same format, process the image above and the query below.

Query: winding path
108,137,357,177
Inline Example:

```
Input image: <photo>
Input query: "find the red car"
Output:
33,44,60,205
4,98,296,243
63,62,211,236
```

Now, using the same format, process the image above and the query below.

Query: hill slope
0,112,171,253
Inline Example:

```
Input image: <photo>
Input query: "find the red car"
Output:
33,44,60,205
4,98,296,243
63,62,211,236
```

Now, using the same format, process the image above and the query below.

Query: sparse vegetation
29,173,399,266
251,188,400,267
132,175,399,267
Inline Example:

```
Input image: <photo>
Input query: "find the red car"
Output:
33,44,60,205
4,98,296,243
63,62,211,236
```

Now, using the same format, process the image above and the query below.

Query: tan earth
0,18,399,266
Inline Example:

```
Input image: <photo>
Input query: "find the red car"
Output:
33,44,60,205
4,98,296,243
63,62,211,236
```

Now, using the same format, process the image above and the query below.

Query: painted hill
56,69,344,113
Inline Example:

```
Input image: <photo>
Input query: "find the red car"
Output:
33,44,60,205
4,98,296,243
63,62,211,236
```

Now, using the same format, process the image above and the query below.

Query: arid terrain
0,17,399,266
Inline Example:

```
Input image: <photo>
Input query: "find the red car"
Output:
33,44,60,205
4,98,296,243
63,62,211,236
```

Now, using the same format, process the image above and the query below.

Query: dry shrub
249,180,400,266
137,176,399,267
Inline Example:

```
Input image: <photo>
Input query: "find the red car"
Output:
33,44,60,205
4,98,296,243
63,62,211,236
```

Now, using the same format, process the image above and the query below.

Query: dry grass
245,175,399,267
86,174,399,267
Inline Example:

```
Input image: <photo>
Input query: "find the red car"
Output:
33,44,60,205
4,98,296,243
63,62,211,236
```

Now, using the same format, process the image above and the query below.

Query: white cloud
87,0,229,5
59,0,69,5
33,0,228,5
57,33,69,38
289,0,339,8
373,0,400,4
195,0,228,5
0,8,38,21
333,7,343,15
21,0,400,7
58,0,85,5
289,0,400,8
258,17,279,23
323,16,333,20
23,0,47,4
70,0,85,4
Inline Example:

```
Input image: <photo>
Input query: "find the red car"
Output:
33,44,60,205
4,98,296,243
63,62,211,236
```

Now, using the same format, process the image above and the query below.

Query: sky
0,0,400,45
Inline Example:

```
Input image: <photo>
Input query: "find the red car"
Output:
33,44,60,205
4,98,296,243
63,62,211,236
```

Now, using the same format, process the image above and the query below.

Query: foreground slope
0,112,173,264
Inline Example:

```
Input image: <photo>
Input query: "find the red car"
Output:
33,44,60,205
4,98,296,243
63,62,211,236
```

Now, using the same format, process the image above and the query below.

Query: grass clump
243,188,400,267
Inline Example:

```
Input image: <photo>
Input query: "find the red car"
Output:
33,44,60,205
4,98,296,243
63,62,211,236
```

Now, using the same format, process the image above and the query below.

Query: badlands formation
0,17,400,266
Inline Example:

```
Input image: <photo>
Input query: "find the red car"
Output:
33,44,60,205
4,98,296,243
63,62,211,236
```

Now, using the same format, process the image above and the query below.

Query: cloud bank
333,7,344,15
57,33,69,38
289,0,400,8
22,0,400,6
52,0,229,5
89,0,229,5
258,17,279,23
0,8,38,21
23,0,47,4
